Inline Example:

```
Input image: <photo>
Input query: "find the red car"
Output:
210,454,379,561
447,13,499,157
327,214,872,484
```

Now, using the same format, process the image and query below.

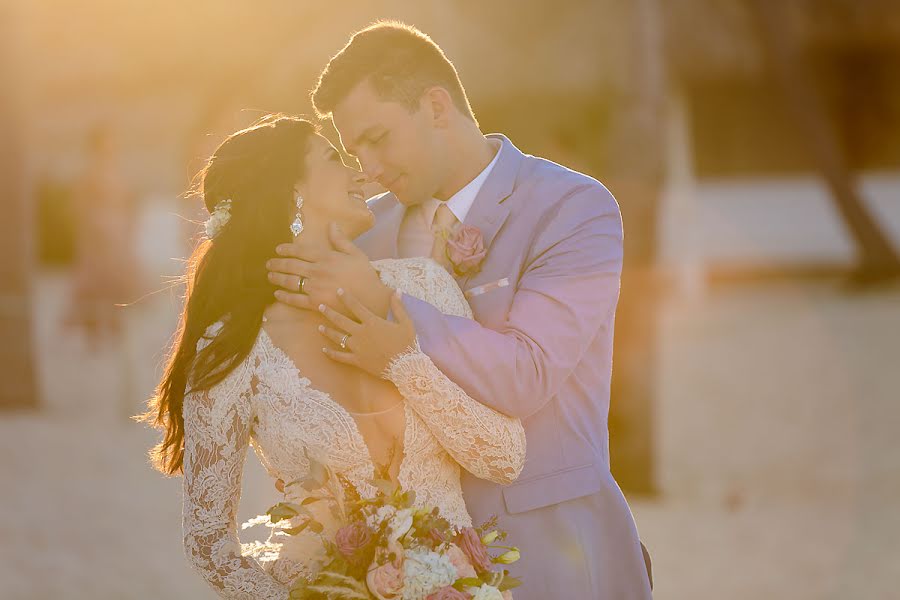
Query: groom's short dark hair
311,21,477,124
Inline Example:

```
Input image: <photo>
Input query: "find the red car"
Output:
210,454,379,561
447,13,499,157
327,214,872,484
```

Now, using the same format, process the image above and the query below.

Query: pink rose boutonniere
445,225,487,277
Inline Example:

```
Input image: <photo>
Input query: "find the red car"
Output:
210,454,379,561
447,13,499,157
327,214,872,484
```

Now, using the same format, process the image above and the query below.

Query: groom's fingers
328,222,366,258
266,258,314,278
273,290,313,310
275,240,324,261
268,272,301,292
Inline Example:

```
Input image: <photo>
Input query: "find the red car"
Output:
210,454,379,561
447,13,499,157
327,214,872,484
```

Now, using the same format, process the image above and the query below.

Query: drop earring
290,192,304,237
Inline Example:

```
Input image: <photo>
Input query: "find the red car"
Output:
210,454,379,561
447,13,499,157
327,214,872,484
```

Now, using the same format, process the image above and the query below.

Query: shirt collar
423,139,502,226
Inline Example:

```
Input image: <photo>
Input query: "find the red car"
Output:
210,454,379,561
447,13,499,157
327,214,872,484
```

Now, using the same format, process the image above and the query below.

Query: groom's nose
357,153,384,183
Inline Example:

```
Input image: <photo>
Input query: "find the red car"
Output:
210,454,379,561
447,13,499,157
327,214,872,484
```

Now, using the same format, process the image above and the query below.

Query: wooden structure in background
0,3,37,410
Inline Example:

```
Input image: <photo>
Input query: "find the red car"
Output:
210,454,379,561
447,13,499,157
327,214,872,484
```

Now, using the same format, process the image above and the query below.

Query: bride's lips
347,190,366,205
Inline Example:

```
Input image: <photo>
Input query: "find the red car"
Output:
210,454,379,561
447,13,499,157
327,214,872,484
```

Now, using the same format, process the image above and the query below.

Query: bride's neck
263,301,323,328
294,221,332,251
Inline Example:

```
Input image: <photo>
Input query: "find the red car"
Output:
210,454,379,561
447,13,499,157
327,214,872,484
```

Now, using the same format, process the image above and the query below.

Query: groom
268,22,652,599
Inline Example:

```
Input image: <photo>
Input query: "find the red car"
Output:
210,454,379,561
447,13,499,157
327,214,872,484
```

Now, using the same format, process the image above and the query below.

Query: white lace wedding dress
182,257,526,599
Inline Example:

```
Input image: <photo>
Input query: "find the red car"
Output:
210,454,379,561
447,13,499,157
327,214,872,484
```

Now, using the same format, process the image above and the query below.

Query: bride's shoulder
371,256,446,276
372,258,471,319
372,257,453,289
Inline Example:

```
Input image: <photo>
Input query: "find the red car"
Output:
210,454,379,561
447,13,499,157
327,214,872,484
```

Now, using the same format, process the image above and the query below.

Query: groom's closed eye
348,127,387,155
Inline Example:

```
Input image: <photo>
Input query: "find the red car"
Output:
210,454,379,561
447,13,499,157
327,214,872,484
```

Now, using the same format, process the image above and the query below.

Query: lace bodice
181,257,526,599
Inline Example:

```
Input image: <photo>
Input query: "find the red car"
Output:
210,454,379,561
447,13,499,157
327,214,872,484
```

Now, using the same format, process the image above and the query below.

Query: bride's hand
318,287,417,378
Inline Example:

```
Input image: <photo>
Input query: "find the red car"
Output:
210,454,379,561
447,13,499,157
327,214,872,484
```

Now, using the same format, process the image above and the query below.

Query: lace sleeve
383,338,526,485
182,336,290,599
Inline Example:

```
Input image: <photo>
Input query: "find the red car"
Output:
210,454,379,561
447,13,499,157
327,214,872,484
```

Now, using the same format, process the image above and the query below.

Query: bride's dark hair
139,114,318,475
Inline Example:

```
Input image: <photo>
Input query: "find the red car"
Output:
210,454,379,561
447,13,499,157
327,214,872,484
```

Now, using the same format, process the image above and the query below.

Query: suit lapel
457,134,524,287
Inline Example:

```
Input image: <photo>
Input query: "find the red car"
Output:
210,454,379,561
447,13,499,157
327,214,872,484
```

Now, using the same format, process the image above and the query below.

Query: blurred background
2,1,899,598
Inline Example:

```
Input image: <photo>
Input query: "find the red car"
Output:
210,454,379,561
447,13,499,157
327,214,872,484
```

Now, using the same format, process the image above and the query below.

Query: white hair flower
205,198,232,238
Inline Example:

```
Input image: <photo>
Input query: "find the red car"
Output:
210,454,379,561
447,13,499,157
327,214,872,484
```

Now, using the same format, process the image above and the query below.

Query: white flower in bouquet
367,504,397,529
468,583,505,600
387,508,414,541
402,548,457,600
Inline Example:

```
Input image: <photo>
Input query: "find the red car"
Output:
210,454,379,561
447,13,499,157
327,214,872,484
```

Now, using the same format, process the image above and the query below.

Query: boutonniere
444,224,487,277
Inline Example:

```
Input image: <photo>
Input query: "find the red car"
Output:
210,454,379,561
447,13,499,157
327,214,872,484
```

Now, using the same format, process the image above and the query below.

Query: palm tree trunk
0,4,38,410
750,0,900,284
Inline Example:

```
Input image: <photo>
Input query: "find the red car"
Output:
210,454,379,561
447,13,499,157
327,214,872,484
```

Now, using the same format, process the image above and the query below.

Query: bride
141,114,525,598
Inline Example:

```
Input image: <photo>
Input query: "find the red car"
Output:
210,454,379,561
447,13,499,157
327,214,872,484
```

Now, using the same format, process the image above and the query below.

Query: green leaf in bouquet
308,519,325,534
266,502,305,523
452,577,483,591
338,473,362,499
282,521,311,536
288,583,309,599
483,571,503,588
302,447,331,489
297,476,321,492
498,575,523,591
494,547,521,564
368,477,396,497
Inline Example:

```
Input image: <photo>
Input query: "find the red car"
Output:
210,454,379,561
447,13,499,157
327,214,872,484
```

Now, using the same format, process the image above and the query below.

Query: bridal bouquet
253,453,521,600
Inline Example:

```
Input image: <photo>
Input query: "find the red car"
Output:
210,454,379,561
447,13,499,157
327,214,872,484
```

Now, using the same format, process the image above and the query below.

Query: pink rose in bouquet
335,520,372,559
446,543,477,579
426,586,470,600
446,225,487,276
454,527,492,573
367,559,404,600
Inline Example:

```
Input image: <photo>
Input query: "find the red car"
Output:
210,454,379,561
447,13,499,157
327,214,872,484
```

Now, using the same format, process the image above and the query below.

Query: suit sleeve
400,184,623,419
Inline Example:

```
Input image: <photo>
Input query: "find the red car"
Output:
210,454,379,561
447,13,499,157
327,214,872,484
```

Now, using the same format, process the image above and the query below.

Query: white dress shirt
397,140,501,259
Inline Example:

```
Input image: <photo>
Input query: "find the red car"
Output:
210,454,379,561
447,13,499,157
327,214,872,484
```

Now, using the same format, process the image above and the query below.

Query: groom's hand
267,222,391,317
318,288,417,378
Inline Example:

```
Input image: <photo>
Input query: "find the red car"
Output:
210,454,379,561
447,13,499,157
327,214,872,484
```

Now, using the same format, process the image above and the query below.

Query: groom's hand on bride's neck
268,222,392,318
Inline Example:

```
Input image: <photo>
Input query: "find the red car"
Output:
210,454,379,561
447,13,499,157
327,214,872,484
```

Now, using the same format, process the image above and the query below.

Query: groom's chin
393,192,428,208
